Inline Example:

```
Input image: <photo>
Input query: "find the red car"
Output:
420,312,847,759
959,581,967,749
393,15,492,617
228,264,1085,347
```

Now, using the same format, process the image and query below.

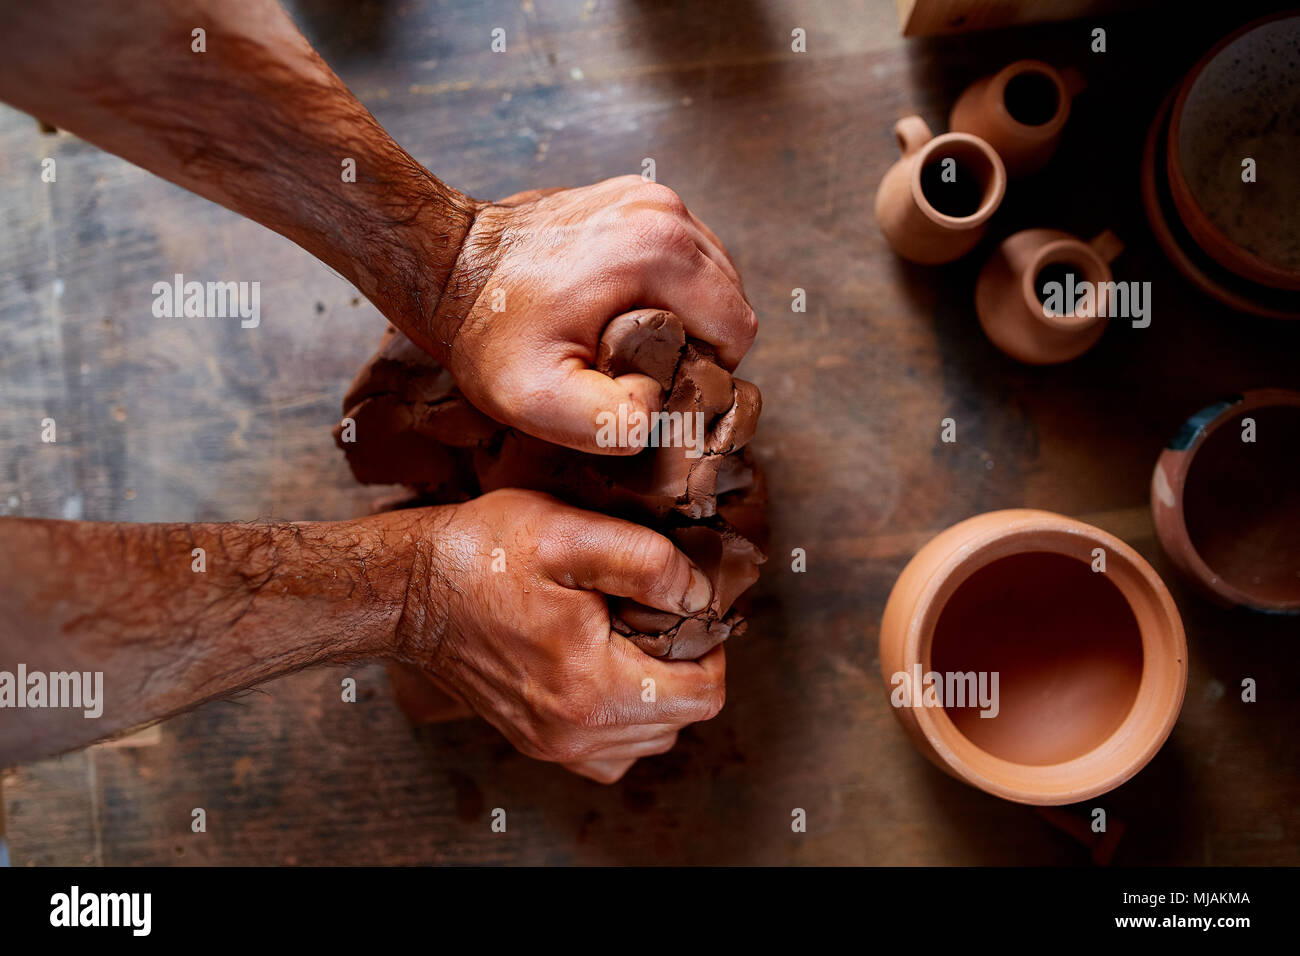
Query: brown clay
879,509,1187,806
874,115,1006,264
1151,388,1300,613
949,60,1086,177
335,309,768,670
1166,13,1300,292
975,227,1123,365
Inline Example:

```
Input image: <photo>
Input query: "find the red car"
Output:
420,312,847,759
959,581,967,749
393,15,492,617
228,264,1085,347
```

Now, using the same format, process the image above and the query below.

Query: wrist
347,505,458,665
358,175,481,362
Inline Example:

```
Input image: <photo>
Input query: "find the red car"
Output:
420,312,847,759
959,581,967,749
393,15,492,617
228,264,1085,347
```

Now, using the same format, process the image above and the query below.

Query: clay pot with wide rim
1151,388,1300,613
949,60,1086,177
874,115,1007,264
880,510,1187,806
1166,12,1300,292
975,227,1124,364
1141,89,1300,320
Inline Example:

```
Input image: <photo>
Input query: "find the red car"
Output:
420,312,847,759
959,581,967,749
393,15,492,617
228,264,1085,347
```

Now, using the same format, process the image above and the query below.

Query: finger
608,640,727,725
685,210,744,290
562,757,637,784
639,249,757,370
540,510,712,615
616,639,728,723
580,731,679,761
504,356,665,455
682,216,743,289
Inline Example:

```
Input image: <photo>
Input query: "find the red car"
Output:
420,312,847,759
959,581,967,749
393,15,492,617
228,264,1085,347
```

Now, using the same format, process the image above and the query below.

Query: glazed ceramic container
975,227,1124,364
880,510,1187,806
1151,389,1300,612
949,60,1086,177
874,115,1006,264
1167,13,1300,292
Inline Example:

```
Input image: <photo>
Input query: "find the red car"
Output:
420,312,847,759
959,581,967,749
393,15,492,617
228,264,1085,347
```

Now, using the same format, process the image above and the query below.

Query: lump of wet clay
335,309,767,720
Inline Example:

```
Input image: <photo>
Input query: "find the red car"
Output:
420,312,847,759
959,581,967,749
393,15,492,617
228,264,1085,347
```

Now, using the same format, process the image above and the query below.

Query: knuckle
545,730,594,764
621,530,678,589
627,207,691,253
697,680,726,720
638,181,688,214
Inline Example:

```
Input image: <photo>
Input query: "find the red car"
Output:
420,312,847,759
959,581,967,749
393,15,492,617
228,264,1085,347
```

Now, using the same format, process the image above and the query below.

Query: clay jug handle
1060,65,1087,98
894,115,933,157
1089,229,1124,263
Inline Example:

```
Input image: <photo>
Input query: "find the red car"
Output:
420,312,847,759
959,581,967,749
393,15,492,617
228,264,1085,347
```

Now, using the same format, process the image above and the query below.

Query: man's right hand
381,489,727,783
427,176,756,455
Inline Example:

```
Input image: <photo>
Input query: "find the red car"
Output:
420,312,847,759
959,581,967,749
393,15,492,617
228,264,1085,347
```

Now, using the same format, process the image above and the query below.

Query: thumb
542,510,713,616
518,360,665,455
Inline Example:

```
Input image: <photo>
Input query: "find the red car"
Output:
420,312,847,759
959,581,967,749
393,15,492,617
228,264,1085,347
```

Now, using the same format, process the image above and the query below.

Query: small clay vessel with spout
975,228,1124,365
879,509,1187,806
950,60,1086,177
875,115,1006,264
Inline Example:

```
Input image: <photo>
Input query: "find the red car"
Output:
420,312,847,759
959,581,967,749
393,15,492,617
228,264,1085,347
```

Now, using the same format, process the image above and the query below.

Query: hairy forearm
0,0,475,355
0,513,429,766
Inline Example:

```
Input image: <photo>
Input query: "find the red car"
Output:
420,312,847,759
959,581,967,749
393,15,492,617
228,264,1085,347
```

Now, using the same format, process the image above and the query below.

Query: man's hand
428,177,757,454
390,489,726,783
0,5,756,455
0,493,726,782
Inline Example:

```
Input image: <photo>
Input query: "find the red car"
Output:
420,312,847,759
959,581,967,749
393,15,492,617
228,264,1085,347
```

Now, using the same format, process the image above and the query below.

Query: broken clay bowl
880,509,1187,806
975,227,1124,364
875,115,1006,264
1151,388,1300,613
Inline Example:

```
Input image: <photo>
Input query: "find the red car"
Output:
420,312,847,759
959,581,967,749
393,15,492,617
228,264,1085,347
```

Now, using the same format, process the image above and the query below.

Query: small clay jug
879,510,1186,806
874,115,1006,264
975,228,1124,365
1151,388,1300,612
949,60,1086,177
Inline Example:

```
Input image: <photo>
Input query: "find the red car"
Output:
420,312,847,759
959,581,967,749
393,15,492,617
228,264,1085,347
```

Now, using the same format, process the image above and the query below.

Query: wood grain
1,0,1295,865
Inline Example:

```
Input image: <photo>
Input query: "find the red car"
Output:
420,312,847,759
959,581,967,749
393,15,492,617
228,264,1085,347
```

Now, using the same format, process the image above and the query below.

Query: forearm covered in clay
0,513,423,766
0,0,474,354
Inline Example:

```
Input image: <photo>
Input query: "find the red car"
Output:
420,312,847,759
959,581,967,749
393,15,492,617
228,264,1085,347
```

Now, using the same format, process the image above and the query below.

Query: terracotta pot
949,60,1086,177
879,510,1187,806
1166,12,1300,292
975,227,1124,364
1151,388,1300,613
874,115,1006,264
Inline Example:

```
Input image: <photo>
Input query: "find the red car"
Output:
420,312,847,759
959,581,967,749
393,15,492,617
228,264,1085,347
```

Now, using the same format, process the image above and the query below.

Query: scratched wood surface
1,0,1296,866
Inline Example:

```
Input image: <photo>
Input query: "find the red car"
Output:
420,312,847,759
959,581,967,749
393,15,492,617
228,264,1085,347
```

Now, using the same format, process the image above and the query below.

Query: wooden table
2,0,1295,865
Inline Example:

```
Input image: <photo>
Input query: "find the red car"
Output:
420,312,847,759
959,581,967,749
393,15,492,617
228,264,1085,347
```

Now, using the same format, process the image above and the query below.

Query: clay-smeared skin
0,0,758,783
337,311,768,662
0,494,729,778
1184,407,1300,603
0,2,755,455
930,552,1144,766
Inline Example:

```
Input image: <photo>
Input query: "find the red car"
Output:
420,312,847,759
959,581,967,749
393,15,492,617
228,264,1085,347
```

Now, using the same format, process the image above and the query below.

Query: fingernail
683,566,712,613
